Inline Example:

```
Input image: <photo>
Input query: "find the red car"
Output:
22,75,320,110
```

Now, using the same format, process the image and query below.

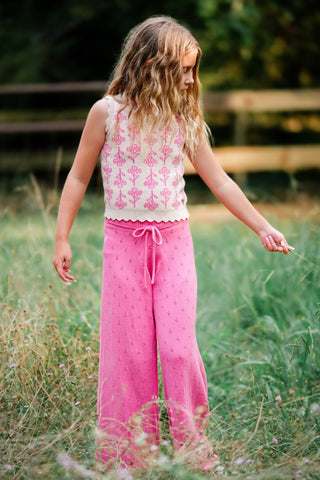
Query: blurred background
0,0,320,210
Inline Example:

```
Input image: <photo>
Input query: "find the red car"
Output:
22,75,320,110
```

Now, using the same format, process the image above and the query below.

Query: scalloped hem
104,209,190,223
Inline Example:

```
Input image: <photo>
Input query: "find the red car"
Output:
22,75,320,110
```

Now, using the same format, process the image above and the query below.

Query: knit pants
96,219,211,469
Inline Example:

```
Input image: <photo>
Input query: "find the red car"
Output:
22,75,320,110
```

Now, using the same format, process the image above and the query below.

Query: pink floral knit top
100,95,189,222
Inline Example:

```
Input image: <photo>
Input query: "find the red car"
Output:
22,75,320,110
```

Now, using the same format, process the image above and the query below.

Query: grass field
1,186,319,479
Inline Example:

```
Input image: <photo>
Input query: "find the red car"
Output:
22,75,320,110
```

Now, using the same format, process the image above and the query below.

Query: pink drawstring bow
133,226,163,286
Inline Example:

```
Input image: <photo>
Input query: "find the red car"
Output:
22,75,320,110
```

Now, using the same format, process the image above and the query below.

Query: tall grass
0,185,319,479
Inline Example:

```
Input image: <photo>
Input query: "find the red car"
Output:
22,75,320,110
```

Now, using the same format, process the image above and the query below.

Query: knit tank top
100,95,189,222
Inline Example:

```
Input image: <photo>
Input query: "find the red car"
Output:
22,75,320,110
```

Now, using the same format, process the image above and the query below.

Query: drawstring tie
133,226,163,286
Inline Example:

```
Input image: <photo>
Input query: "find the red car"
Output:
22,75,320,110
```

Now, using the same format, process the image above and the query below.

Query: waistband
105,218,188,231
105,218,188,287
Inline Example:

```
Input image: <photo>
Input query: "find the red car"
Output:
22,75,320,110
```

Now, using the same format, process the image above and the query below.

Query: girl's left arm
191,138,293,254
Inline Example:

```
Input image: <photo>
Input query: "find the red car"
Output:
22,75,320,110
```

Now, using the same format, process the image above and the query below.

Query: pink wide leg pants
96,219,211,468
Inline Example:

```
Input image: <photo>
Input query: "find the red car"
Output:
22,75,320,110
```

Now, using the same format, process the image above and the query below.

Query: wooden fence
185,88,320,175
1,83,320,175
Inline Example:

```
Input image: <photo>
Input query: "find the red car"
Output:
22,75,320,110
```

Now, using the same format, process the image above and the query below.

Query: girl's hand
52,241,76,284
258,228,294,255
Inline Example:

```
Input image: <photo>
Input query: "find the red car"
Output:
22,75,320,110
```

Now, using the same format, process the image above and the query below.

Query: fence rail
1,83,320,174
184,145,320,175
1,83,319,110
0,120,85,133
205,89,320,112
0,82,107,94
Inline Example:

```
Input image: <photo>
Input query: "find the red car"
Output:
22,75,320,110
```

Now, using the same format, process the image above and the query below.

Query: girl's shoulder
89,95,123,114
88,96,121,133
90,97,112,115
84,99,108,129
99,94,125,108
92,94,125,118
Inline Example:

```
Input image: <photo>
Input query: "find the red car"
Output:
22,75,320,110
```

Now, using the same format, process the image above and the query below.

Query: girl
53,15,293,473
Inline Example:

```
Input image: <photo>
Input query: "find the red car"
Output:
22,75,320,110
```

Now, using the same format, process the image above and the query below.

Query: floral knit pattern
100,96,189,222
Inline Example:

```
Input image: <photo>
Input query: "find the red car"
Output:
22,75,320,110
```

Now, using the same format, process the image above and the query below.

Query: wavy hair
106,16,208,157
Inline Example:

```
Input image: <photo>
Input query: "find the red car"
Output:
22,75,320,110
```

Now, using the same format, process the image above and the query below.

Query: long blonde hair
106,15,208,157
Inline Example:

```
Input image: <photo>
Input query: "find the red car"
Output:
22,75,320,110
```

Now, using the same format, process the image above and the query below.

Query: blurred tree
196,0,320,89
0,0,200,83
0,0,319,88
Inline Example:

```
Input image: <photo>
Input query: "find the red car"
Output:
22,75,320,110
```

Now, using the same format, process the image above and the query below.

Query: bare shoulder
83,97,111,133
89,97,111,117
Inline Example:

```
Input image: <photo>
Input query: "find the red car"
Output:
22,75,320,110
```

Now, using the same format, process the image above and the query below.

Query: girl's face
178,50,197,93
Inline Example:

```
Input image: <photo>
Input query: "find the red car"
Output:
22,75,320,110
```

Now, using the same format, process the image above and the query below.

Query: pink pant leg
96,220,159,469
153,221,212,455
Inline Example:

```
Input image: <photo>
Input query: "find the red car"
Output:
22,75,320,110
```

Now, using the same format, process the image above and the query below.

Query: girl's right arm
52,99,109,283
191,137,293,254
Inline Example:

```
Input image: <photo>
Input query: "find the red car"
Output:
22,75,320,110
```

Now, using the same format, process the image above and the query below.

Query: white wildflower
234,457,245,466
275,395,282,405
57,452,94,478
215,464,226,473
115,467,133,480
160,439,171,447
149,444,159,452
134,432,148,446
310,402,320,416
157,454,170,466
3,464,14,472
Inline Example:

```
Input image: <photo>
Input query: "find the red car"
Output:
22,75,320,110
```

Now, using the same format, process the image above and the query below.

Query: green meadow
1,186,319,479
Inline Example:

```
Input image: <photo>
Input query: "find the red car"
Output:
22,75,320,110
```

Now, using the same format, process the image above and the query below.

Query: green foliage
0,187,319,479
0,0,319,88
197,0,320,89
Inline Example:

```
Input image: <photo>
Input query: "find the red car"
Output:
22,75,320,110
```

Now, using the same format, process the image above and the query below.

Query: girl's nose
186,74,194,85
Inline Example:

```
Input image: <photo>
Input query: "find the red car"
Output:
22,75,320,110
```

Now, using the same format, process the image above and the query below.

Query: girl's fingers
52,243,75,283
264,235,279,251
54,260,76,284
278,240,294,255
59,272,76,285
63,269,76,283
262,235,294,255
268,235,279,251
279,240,289,255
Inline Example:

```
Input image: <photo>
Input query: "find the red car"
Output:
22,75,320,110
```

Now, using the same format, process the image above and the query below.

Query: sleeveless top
100,95,189,222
